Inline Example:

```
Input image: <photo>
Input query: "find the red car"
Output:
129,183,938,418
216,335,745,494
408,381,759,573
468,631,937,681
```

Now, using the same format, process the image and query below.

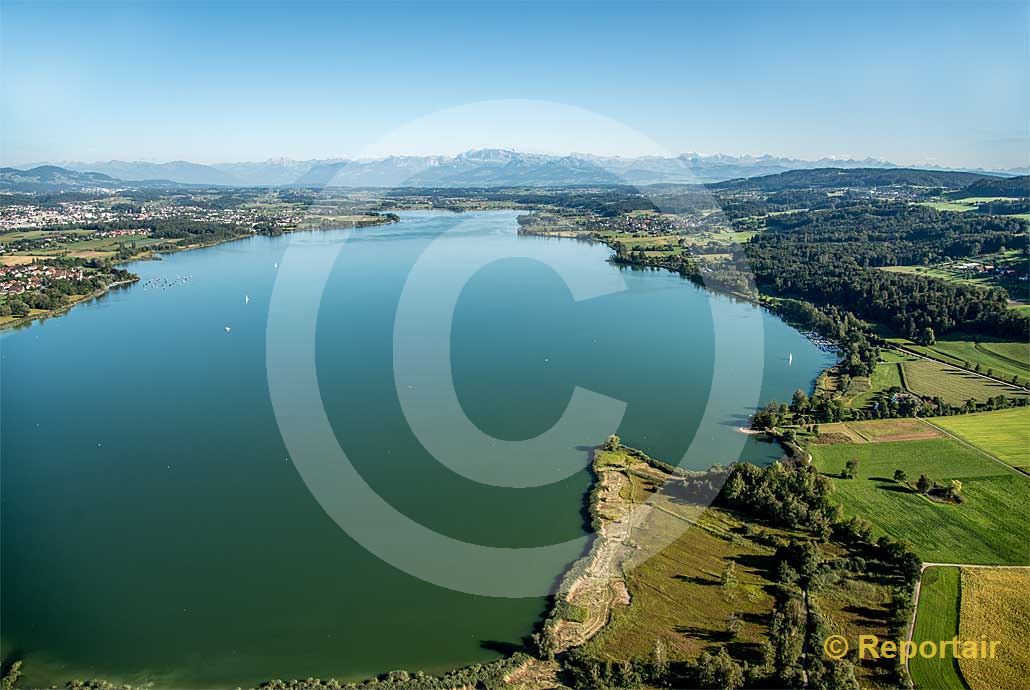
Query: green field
810,438,1030,564
881,350,917,364
901,338,1030,384
840,351,916,409
850,361,904,408
918,201,975,213
931,408,1030,470
24,235,169,257
955,197,1022,204
901,360,1027,406
910,567,967,690
882,264,995,290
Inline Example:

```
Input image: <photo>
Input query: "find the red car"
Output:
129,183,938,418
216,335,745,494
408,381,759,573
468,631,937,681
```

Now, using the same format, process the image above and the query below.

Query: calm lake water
1,211,834,687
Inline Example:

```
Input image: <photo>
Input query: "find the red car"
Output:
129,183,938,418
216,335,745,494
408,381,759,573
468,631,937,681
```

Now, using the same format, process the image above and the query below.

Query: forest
745,203,1028,341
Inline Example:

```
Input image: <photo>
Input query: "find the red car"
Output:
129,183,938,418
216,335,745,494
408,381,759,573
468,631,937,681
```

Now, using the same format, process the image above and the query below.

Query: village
0,262,86,296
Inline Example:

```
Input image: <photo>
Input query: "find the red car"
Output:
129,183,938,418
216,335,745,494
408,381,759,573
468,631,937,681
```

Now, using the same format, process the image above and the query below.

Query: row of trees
754,385,1028,429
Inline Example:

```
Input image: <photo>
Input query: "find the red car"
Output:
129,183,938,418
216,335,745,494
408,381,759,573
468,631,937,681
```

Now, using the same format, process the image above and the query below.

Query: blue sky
2,1,1027,168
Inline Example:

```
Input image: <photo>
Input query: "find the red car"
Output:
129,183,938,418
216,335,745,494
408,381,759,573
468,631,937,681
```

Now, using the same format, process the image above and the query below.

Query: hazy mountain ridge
22,150,1024,188
2,157,1015,195
0,165,181,193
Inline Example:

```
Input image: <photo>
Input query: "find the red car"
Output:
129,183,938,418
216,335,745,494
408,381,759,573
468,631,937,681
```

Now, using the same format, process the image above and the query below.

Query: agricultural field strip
886,343,1027,393
907,567,967,690
906,339,1030,382
919,419,1026,477
906,563,1030,651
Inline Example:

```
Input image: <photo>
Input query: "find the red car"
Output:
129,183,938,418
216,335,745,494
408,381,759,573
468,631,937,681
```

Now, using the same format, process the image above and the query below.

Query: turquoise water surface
1,211,834,687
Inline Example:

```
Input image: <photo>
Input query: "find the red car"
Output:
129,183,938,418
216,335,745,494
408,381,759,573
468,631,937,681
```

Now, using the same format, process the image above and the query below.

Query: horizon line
7,149,1027,174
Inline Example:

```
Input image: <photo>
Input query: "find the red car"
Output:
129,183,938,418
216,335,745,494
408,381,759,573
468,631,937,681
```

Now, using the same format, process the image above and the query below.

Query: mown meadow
910,566,966,690
810,437,1029,565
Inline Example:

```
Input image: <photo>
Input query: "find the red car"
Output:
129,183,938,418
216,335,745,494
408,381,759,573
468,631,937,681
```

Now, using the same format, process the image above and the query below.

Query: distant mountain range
4,155,1027,196
17,150,1026,188
0,165,180,193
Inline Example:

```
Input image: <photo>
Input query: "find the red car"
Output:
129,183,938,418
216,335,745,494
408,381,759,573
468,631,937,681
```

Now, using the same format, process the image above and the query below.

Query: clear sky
2,0,1027,169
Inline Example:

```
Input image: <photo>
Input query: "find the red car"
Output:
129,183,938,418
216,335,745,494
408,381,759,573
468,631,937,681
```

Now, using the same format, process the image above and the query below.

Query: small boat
225,326,232,333
245,295,250,304
788,353,793,366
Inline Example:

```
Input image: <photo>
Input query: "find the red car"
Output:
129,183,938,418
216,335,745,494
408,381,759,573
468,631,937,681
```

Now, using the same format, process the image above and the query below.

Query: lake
0,211,835,687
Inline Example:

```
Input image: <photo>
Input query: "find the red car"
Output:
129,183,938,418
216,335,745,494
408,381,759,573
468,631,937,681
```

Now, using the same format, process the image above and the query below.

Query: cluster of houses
0,263,84,296
953,260,1029,281
0,202,121,230
592,212,694,236
94,228,148,238
0,198,277,231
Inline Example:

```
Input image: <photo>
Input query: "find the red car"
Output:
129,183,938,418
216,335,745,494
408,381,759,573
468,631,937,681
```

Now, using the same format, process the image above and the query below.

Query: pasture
810,438,1030,564
901,360,1027,406
918,201,975,212
910,566,966,690
907,337,1030,384
931,408,1030,471
849,361,904,409
879,248,1028,311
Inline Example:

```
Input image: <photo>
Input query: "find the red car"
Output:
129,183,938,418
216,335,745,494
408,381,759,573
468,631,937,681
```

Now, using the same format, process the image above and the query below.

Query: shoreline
0,277,139,332
517,226,767,309
539,441,664,656
0,215,398,333
4,209,832,688
519,225,841,358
